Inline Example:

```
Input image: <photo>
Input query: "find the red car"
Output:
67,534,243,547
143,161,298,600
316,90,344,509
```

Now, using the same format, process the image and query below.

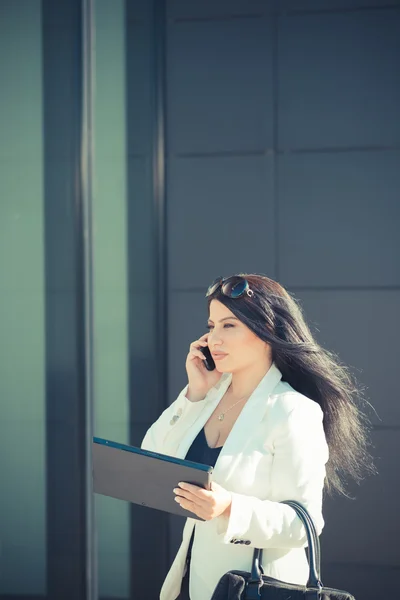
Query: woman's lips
212,353,228,361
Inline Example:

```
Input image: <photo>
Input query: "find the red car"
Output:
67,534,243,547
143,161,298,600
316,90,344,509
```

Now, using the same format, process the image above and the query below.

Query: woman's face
207,299,270,373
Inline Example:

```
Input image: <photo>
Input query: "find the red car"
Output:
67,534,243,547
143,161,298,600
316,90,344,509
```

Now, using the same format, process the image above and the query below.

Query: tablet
92,437,213,521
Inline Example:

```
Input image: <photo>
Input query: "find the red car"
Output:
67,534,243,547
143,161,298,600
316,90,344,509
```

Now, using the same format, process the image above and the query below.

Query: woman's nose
208,331,223,347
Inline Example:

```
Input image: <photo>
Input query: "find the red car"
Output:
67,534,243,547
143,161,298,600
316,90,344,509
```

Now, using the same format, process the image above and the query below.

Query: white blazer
141,362,329,600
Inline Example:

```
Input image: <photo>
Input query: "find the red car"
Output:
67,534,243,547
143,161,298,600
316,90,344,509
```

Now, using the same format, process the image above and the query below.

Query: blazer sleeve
215,398,329,549
140,383,211,454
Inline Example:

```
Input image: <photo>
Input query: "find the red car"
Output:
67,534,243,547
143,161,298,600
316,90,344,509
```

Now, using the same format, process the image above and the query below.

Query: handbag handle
283,500,321,576
247,500,323,599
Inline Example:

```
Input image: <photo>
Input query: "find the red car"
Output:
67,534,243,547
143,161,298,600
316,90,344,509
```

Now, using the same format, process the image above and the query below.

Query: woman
141,274,373,600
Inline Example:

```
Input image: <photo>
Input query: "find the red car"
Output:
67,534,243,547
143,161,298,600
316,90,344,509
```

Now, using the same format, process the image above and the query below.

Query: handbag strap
283,500,321,576
247,500,323,599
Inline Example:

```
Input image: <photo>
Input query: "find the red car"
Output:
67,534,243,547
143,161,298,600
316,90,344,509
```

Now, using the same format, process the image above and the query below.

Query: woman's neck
228,358,274,401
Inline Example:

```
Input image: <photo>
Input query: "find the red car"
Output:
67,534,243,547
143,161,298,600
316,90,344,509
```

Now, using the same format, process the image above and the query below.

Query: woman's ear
264,343,273,360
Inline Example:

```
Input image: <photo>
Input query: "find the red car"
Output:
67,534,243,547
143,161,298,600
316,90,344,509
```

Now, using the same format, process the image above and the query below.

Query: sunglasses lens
206,277,223,297
222,277,248,298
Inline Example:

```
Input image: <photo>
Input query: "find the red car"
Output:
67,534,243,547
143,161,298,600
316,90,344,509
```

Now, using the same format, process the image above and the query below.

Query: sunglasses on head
206,275,254,299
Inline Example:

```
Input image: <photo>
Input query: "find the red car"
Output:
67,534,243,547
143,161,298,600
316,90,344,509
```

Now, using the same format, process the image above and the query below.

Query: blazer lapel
175,373,233,460
212,362,282,484
175,362,283,485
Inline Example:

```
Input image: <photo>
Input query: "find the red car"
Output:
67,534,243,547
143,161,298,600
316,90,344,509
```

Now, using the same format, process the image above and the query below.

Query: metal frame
81,0,97,599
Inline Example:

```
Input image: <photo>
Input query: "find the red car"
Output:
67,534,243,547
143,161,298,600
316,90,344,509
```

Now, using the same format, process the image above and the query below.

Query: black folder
92,437,213,521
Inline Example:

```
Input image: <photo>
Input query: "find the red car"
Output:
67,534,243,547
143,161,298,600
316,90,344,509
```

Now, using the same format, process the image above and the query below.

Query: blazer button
230,538,237,544
244,540,251,545
169,408,183,425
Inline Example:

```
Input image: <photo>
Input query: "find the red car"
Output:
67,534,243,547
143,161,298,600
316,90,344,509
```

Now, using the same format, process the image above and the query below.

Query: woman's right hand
185,334,223,401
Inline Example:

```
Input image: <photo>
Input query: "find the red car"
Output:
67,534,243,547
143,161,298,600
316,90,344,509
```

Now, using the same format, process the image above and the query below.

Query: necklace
217,390,248,421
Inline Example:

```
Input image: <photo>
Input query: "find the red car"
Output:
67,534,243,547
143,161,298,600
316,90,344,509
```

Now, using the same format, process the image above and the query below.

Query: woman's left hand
173,481,232,521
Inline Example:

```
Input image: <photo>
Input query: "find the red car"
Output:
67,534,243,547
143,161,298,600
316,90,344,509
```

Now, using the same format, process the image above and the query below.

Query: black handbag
210,500,355,600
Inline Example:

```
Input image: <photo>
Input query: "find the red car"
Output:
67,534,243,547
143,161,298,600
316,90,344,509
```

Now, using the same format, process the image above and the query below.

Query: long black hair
207,273,376,497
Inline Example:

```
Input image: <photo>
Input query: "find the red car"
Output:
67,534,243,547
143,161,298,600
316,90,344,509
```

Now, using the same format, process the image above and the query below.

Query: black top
184,426,223,468
183,428,223,568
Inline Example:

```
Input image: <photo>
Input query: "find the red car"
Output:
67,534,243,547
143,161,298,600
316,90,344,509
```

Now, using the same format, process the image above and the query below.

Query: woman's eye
206,323,234,330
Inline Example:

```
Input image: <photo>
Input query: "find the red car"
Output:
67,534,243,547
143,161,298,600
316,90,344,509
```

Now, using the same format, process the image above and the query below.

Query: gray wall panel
45,161,77,293
321,430,399,566
41,1,79,26
168,290,207,401
164,3,399,598
42,26,78,160
167,0,272,19
168,156,276,289
280,0,400,10
167,16,273,154
278,10,400,148
127,157,154,289
291,289,400,426
126,22,152,156
320,563,400,600
278,151,400,288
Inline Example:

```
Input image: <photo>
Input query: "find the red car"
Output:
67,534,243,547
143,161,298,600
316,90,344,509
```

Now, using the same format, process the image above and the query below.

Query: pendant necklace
217,389,248,422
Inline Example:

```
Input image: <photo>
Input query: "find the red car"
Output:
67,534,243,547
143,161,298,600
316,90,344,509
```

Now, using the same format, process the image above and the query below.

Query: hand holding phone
199,345,216,371
185,334,222,400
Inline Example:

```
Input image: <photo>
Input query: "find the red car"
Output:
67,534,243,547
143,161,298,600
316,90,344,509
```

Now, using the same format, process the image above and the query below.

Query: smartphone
200,345,216,371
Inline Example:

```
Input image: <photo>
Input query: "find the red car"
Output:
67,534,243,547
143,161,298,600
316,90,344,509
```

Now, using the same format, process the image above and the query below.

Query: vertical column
93,0,130,597
126,0,169,596
82,0,97,599
0,1,46,593
43,1,88,599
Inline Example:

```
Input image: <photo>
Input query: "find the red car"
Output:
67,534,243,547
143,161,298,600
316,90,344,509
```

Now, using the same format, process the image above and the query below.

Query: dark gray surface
279,0,400,12
278,9,400,148
293,290,400,426
93,440,212,520
126,1,171,598
320,429,400,567
165,2,400,599
167,17,273,154
320,563,400,600
278,151,400,288
167,0,272,18
43,2,88,599
167,156,276,289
